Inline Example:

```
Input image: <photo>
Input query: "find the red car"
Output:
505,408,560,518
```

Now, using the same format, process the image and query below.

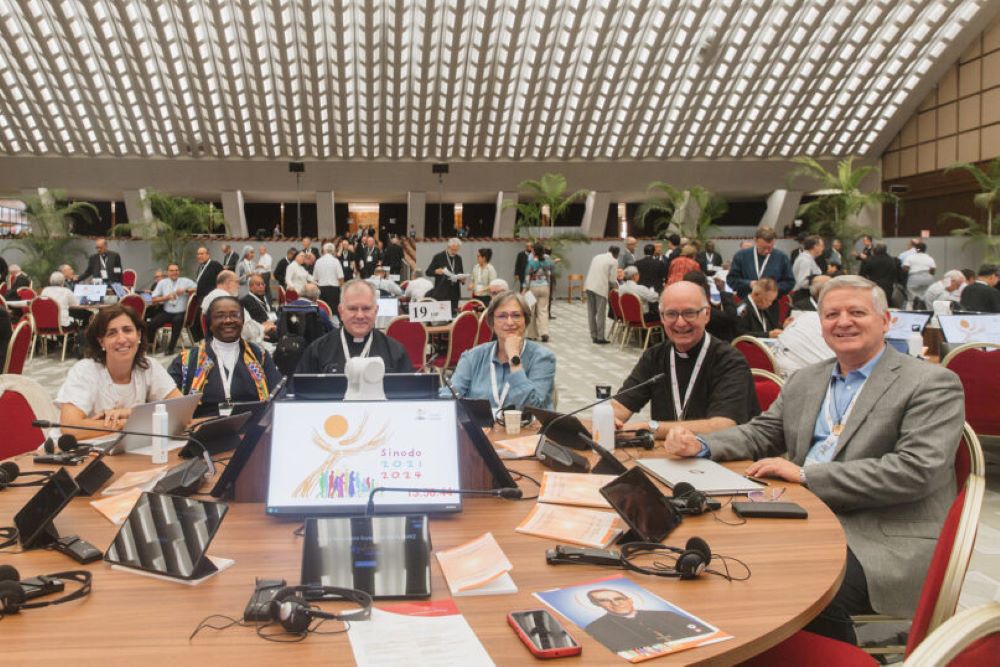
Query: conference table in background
0,428,846,665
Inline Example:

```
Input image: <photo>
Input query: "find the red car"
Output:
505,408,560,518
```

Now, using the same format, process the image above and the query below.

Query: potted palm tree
9,190,96,286
112,191,223,270
504,173,588,239
634,182,727,245
941,156,1000,262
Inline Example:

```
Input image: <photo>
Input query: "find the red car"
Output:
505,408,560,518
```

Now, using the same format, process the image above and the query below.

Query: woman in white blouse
55,303,181,439
469,248,498,306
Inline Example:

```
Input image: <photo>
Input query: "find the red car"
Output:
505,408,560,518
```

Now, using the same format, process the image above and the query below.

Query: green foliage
942,157,1000,261
789,157,891,269
633,182,727,244
112,191,223,269
9,190,95,286
503,173,588,238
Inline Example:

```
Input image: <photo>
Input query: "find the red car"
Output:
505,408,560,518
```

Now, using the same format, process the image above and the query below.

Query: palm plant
504,173,588,238
9,190,96,285
789,157,893,268
634,182,727,244
112,191,223,269
942,157,1000,262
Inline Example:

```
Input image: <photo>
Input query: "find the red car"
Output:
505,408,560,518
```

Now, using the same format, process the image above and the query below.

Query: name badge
218,404,234,417
100,270,108,279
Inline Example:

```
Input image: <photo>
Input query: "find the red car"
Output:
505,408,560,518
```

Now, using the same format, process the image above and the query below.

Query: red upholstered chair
904,603,1000,667
0,374,59,459
276,285,287,305
17,287,36,301
284,289,299,302
121,269,137,290
750,369,783,411
732,335,780,374
120,294,146,320
778,293,792,325
3,319,33,374
608,289,624,343
474,311,493,346
460,300,484,313
386,316,429,371
741,474,985,666
618,292,662,350
942,343,1000,436
431,310,478,378
29,297,76,361
956,422,985,490
316,299,333,319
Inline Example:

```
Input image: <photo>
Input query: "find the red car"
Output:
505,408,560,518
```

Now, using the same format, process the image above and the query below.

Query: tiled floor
19,299,999,622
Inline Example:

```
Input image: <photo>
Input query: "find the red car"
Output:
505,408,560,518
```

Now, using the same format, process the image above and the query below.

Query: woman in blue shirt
441,291,556,413
525,245,555,342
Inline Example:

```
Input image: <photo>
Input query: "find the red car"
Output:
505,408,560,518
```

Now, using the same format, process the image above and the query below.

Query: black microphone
534,373,667,469
366,485,523,516
30,420,210,460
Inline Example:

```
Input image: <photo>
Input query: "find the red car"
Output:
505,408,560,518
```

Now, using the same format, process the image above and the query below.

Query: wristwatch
648,420,660,433
510,354,522,367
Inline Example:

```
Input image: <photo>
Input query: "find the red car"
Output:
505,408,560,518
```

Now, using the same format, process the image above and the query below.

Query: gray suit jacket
705,346,963,617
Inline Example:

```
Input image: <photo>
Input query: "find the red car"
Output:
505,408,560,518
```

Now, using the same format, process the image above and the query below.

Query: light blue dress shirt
440,340,556,411
152,277,196,314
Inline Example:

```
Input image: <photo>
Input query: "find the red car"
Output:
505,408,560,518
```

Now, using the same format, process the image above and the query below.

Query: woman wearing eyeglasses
441,290,556,411
168,295,281,417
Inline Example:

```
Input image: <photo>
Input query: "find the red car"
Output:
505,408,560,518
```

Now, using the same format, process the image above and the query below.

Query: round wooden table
0,438,845,665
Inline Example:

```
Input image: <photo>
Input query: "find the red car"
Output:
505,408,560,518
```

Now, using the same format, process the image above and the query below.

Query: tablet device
456,399,517,491
104,492,229,580
599,467,681,543
301,515,431,599
524,406,592,451
179,412,252,458
14,468,80,549
266,399,462,516
458,397,495,429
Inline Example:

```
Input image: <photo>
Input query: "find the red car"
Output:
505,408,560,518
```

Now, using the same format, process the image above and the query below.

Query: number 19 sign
410,301,452,323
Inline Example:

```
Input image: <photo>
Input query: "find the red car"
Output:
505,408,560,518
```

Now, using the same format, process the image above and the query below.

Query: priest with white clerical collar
295,279,411,375
613,281,760,440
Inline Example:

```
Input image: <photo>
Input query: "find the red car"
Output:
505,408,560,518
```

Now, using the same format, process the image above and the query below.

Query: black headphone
0,565,92,615
619,537,713,580
0,462,52,490
0,527,17,550
268,586,372,634
671,481,709,515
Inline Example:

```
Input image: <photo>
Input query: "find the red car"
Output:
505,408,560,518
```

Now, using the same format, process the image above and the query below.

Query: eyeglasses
658,307,707,322
211,312,243,322
747,488,786,502
494,312,524,322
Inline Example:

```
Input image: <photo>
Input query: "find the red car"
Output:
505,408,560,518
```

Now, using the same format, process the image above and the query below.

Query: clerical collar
673,334,707,359
210,338,240,363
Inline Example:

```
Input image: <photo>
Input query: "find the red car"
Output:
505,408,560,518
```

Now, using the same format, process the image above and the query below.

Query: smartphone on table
508,609,582,658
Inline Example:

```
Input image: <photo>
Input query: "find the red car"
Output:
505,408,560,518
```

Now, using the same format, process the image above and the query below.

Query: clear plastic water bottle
592,385,616,452
151,403,168,464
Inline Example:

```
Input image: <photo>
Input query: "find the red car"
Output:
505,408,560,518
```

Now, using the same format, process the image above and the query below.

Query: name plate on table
410,301,452,323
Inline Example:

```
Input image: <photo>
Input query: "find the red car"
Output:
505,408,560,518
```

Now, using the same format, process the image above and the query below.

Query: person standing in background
337,238,357,281
524,245,555,342
235,246,255,297
618,236,637,269
79,237,123,283
221,244,239,271
470,248,498,306
514,240,533,292
256,245,273,293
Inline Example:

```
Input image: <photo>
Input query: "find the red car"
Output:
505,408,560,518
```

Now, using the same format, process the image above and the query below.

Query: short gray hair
447,238,461,249
342,278,377,303
301,282,321,301
323,242,336,255
817,275,888,315
488,278,509,291
49,271,65,286
623,266,639,280
943,269,964,283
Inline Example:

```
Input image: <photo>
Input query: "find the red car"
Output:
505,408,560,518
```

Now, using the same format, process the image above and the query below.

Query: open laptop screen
266,399,461,516
73,283,105,305
377,297,400,318
886,311,931,340
938,314,1000,345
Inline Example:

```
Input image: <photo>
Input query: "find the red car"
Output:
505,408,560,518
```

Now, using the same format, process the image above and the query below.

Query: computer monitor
292,373,441,400
73,283,106,305
377,297,399,318
266,399,462,516
938,314,1000,345
886,311,931,340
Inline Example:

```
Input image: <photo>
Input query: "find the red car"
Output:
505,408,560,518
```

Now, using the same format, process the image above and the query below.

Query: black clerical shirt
294,327,412,375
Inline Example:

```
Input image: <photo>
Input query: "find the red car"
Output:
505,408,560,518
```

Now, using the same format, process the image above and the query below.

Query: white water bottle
151,403,168,464
592,385,616,452
907,331,924,357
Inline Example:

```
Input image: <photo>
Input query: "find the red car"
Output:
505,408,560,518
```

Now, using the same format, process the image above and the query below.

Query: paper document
538,472,617,508
90,487,142,525
493,434,539,459
522,290,537,309
101,467,167,496
436,532,516,596
348,600,494,667
516,503,625,548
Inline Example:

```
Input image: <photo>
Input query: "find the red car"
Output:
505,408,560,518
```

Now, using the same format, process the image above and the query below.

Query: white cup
503,410,522,436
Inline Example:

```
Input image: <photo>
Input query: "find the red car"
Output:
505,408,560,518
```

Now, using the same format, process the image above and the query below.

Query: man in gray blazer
665,275,964,644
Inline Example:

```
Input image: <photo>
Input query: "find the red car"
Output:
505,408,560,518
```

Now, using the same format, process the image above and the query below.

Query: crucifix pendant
832,424,844,436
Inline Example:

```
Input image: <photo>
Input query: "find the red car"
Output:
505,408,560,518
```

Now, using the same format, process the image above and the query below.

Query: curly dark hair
84,303,150,370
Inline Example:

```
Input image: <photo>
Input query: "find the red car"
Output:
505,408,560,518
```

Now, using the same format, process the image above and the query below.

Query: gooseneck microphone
534,373,667,471
365,486,523,516
30,420,211,461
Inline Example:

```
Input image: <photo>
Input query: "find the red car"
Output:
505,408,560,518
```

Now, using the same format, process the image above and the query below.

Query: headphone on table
0,565,92,615
619,537,714,580
670,481,710,516
0,462,52,490
0,527,17,550
268,585,372,634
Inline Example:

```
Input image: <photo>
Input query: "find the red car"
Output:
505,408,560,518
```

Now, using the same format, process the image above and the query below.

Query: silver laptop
99,393,202,455
637,458,766,496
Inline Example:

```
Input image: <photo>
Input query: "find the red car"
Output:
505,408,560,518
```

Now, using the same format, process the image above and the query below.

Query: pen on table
745,475,769,486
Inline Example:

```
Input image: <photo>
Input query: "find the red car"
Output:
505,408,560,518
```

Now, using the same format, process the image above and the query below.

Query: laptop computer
637,458,765,496
98,393,201,455
73,283,106,305
292,373,441,401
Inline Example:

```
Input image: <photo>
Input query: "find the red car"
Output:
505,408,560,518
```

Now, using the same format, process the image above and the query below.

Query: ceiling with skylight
0,0,991,162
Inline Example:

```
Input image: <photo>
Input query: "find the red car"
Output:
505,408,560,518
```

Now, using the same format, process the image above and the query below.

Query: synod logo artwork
292,412,389,500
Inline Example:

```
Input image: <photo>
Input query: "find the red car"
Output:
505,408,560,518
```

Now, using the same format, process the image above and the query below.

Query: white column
407,191,426,238
759,190,802,235
316,191,336,238
580,191,612,238
493,191,517,237
221,190,248,237
123,189,155,238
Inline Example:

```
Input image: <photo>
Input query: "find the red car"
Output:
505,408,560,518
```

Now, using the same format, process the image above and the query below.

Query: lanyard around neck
489,340,524,412
747,300,767,331
670,334,711,421
823,374,868,436
753,250,770,279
